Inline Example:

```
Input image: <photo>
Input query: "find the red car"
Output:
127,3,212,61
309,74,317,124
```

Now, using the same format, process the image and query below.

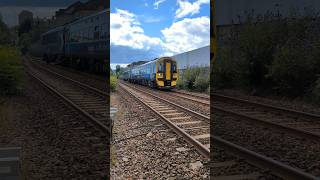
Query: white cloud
161,16,210,54
141,15,163,23
175,0,209,19
111,8,209,61
153,0,166,9
110,8,163,49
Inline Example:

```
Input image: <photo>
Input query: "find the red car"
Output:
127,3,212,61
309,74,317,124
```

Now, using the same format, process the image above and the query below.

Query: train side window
94,26,100,40
172,63,177,72
158,63,163,73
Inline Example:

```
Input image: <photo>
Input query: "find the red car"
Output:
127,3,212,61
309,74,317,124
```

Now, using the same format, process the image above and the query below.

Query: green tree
0,16,10,44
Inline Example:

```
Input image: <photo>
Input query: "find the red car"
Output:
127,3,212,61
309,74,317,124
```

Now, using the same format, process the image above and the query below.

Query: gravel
110,87,209,179
213,113,320,177
0,68,108,179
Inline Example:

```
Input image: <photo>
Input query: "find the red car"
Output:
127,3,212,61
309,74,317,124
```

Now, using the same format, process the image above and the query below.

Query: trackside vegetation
0,46,23,96
0,17,23,97
177,67,210,93
110,73,117,92
213,11,320,104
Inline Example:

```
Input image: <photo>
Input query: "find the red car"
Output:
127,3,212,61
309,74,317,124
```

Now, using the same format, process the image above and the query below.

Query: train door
165,61,171,80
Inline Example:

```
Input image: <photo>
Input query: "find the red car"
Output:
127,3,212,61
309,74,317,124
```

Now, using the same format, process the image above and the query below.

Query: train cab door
165,61,171,81
165,60,171,86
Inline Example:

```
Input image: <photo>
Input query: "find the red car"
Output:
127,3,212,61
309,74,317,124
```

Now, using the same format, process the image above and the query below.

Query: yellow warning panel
166,62,171,80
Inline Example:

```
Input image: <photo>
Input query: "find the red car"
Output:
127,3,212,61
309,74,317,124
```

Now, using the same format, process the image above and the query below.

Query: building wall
172,46,210,70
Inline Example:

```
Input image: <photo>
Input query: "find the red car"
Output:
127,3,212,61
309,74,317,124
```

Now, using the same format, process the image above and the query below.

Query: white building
172,46,210,70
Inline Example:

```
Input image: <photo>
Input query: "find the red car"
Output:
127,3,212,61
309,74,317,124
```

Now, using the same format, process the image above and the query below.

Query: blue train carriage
129,57,178,89
64,9,108,73
41,26,65,62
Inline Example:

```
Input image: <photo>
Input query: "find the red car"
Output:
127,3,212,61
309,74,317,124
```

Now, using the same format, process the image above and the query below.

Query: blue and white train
41,9,108,73
121,57,179,89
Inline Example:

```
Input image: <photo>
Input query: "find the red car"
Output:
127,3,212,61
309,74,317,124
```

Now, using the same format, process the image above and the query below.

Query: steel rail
118,83,210,159
173,90,210,100
29,59,108,96
26,66,110,135
121,81,210,106
120,82,210,121
214,136,319,180
170,92,210,106
212,93,320,121
213,106,320,141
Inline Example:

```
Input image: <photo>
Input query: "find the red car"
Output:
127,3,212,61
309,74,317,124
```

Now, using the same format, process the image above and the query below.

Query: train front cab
155,58,178,89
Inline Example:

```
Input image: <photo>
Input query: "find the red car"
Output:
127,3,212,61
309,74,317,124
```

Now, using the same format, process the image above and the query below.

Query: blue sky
110,0,210,68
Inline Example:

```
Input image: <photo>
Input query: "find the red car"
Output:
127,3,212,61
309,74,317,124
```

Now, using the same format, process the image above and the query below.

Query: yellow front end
155,59,178,89
171,72,178,87
156,72,164,87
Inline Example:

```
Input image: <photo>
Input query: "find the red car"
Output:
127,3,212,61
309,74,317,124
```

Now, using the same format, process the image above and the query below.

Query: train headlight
173,73,178,78
157,73,163,78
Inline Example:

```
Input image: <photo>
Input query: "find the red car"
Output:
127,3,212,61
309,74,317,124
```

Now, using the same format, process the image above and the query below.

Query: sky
110,0,210,68
0,0,86,26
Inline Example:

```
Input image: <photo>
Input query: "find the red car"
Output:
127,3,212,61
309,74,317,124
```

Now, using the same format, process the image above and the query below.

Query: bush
178,67,209,92
0,46,23,96
110,75,117,92
194,75,209,92
213,12,320,102
212,47,237,89
176,78,184,89
267,40,318,97
183,67,201,90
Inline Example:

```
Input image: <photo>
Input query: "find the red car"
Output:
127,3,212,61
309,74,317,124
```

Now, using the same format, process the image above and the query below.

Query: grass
110,75,118,92
0,46,23,96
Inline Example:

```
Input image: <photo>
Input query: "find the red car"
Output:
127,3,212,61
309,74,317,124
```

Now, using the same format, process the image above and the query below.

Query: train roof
41,9,108,37
41,26,64,37
130,57,175,68
66,9,108,26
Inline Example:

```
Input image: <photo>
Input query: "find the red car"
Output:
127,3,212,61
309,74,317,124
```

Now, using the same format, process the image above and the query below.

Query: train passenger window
172,63,177,72
158,63,163,73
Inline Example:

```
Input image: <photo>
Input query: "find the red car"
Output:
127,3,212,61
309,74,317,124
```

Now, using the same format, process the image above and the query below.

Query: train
41,9,108,74
121,57,178,89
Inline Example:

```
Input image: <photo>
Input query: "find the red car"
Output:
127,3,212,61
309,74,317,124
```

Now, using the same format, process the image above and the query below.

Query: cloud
110,8,163,49
175,0,209,19
110,8,209,63
153,0,166,9
161,16,210,54
140,15,163,23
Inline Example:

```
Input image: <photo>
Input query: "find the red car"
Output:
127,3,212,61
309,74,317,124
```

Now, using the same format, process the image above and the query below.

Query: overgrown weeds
0,46,23,96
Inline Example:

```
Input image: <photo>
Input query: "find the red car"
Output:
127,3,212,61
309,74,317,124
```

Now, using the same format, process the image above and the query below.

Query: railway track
212,136,318,180
118,82,210,158
212,93,320,141
26,59,320,179
119,82,318,179
122,81,210,106
25,59,110,137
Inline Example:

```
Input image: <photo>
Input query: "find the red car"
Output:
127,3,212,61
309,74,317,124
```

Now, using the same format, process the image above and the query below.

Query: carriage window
94,26,100,40
158,63,163,73
172,63,177,72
